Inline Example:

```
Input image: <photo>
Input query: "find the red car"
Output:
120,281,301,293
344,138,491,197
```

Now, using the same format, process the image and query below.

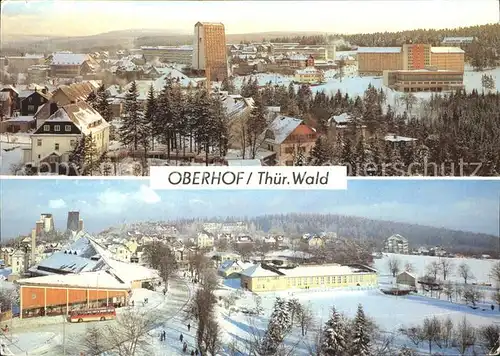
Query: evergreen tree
354,137,366,175
246,93,268,159
156,78,176,159
294,148,306,166
321,306,348,356
68,137,85,175
221,77,236,94
260,297,292,355
95,84,113,122
120,81,141,150
310,136,331,165
68,133,100,176
340,138,355,175
144,84,157,150
348,304,371,356
86,91,97,109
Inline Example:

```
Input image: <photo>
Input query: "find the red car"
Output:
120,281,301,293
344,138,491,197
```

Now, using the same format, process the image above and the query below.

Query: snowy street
1,277,191,356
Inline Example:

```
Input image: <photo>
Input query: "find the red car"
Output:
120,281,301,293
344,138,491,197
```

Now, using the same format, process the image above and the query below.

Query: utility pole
62,314,66,356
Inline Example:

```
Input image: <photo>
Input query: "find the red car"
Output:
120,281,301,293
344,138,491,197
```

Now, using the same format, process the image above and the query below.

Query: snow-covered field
375,253,498,284
216,277,500,355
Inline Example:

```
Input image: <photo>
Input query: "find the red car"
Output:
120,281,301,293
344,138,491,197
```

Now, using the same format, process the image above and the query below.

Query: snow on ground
217,277,500,355
375,253,498,283
463,66,500,92
0,143,25,175
0,332,60,356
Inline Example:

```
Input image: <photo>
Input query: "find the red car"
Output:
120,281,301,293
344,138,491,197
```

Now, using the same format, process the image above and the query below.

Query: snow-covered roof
5,115,35,122
266,115,303,144
102,257,159,284
227,159,262,167
42,101,110,135
384,134,417,142
0,92,10,101
442,37,474,42
357,47,401,54
240,264,278,278
329,113,352,124
397,270,417,279
17,270,128,290
51,53,88,65
241,263,375,279
221,94,254,118
296,67,321,75
430,47,465,54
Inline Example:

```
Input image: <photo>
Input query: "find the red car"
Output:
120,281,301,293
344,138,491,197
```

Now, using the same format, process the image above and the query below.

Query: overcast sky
0,178,498,239
1,0,497,37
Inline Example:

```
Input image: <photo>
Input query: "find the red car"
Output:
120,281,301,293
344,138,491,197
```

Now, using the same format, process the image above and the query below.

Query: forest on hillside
169,213,498,254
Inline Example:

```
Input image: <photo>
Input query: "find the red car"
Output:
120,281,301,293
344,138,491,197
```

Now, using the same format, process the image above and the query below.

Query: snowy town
1,18,499,176
1,202,500,355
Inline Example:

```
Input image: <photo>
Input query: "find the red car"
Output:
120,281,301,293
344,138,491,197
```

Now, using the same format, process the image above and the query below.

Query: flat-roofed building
383,69,464,92
240,263,378,292
441,37,474,45
402,43,432,70
141,46,193,64
357,47,403,76
430,47,465,72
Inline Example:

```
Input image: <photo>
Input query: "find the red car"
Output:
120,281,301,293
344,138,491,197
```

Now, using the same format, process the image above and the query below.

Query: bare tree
478,324,500,354
189,252,210,279
463,285,483,307
492,289,500,310
453,316,476,355
422,316,442,354
425,261,441,281
99,309,158,356
442,281,455,302
81,326,106,355
186,283,217,352
398,346,418,356
490,261,500,286
295,303,315,337
438,258,454,281
388,256,401,277
457,262,475,284
400,326,424,347
404,261,415,273
203,317,223,356
441,317,454,348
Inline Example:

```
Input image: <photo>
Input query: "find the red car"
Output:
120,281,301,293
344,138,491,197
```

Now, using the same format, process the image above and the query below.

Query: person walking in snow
187,323,191,331
182,342,188,352
179,333,184,342
191,350,195,356
195,348,199,355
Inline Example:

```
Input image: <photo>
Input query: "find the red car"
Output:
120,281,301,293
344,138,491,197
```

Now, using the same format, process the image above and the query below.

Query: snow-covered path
5,277,191,356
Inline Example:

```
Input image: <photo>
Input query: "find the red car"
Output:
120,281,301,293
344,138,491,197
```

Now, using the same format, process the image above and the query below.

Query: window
65,125,71,132
37,139,42,146
54,125,60,132
28,105,35,112
70,139,76,147
285,160,293,166
285,147,294,154
43,125,50,132
55,143,59,151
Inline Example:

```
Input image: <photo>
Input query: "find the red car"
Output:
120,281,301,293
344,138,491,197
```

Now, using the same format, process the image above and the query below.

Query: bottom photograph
0,179,499,356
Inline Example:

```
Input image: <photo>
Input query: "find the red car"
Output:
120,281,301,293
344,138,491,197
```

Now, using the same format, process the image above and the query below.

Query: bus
69,307,116,323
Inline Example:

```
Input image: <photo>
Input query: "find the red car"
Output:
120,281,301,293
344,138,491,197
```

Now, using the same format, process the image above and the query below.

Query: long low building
16,271,130,319
16,232,160,318
240,263,378,292
383,69,464,92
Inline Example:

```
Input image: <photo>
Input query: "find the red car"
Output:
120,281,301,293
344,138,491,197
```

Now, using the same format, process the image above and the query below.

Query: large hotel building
358,43,465,92
192,22,228,82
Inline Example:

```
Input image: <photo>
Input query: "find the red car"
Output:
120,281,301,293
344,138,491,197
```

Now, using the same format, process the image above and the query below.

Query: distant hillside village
1,22,498,176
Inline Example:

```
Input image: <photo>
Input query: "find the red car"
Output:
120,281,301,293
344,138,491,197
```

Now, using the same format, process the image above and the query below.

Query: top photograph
0,0,498,177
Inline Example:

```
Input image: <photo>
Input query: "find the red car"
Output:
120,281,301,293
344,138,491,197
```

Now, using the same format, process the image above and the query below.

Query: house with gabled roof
23,101,110,167
261,114,317,166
